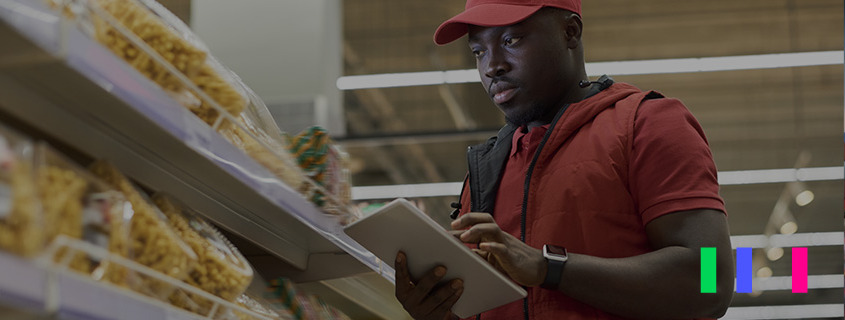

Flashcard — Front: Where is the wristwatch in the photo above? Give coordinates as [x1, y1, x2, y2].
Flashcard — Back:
[541, 244, 568, 289]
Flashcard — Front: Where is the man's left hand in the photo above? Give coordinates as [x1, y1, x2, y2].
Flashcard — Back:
[451, 212, 547, 287]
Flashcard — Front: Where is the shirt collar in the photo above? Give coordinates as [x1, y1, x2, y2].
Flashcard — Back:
[509, 124, 551, 157]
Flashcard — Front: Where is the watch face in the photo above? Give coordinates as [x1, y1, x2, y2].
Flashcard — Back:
[544, 245, 568, 263]
[546, 245, 567, 256]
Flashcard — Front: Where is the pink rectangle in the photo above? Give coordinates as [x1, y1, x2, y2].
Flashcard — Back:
[792, 247, 808, 293]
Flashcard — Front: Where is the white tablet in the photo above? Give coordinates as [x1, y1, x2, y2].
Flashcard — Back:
[344, 198, 527, 318]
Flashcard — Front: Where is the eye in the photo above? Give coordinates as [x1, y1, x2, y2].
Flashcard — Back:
[471, 48, 485, 58]
[503, 36, 521, 46]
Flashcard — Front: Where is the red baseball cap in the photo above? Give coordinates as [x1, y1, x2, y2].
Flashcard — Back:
[433, 0, 581, 45]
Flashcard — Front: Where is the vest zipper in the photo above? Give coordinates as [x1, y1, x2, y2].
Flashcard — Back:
[467, 145, 480, 212]
[519, 104, 571, 320]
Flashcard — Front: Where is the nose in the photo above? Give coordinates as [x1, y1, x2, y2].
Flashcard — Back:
[482, 48, 510, 79]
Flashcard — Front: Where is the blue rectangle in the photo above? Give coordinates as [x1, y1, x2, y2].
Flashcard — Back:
[736, 247, 752, 293]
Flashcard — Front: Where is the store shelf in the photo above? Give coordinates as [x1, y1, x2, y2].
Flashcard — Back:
[0, 0, 393, 285]
[298, 273, 412, 320]
[0, 245, 203, 320]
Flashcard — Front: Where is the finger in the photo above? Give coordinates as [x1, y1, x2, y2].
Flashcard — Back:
[471, 248, 490, 260]
[477, 243, 510, 274]
[460, 223, 504, 243]
[451, 212, 495, 229]
[404, 265, 447, 307]
[432, 281, 464, 317]
[448, 230, 465, 241]
[394, 252, 412, 298]
[479, 241, 509, 257]
[417, 279, 463, 315]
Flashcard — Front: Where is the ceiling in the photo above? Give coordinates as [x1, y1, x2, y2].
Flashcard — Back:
[339, 0, 844, 313]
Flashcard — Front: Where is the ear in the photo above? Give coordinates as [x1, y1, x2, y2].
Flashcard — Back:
[563, 14, 583, 49]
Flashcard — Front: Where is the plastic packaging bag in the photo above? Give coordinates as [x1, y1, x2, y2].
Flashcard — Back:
[287, 127, 354, 223]
[88, 160, 198, 301]
[88, 0, 206, 92]
[152, 193, 253, 314]
[35, 143, 131, 276]
[74, 0, 247, 126]
[219, 118, 307, 192]
[213, 293, 287, 320]
[0, 125, 41, 257]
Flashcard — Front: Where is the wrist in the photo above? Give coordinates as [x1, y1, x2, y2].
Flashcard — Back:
[540, 244, 568, 289]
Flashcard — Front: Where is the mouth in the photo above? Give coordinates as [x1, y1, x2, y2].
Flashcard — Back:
[490, 82, 518, 105]
[493, 88, 516, 104]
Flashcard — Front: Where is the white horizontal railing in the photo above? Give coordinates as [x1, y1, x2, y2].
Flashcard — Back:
[337, 51, 844, 90]
[351, 166, 843, 200]
[722, 304, 844, 319]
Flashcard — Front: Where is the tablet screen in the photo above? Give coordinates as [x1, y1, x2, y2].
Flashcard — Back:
[344, 198, 527, 318]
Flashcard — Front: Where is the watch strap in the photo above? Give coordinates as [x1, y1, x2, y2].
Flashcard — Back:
[541, 258, 565, 289]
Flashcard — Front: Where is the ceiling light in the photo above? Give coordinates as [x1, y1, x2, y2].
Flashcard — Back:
[766, 247, 784, 261]
[756, 267, 773, 278]
[780, 222, 798, 235]
[795, 190, 814, 207]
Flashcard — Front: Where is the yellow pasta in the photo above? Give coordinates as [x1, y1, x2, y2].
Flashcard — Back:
[89, 161, 197, 300]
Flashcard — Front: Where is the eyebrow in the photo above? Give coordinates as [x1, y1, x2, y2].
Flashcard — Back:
[467, 33, 480, 44]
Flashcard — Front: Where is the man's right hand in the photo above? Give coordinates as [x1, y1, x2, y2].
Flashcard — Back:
[395, 251, 464, 320]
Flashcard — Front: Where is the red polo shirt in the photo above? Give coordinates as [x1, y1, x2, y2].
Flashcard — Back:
[493, 124, 550, 241]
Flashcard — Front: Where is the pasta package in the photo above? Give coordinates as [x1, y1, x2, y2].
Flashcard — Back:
[288, 127, 353, 222]
[219, 119, 306, 192]
[0, 125, 41, 257]
[84, 0, 247, 126]
[88, 160, 198, 300]
[215, 84, 307, 191]
[213, 293, 286, 320]
[188, 61, 247, 126]
[152, 193, 253, 313]
[90, 0, 206, 92]
[35, 143, 131, 276]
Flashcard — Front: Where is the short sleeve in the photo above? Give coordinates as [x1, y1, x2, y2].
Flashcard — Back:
[629, 97, 726, 225]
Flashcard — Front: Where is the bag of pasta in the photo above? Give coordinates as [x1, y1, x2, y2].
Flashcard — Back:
[0, 125, 41, 257]
[218, 115, 307, 193]
[152, 193, 253, 314]
[88, 160, 198, 301]
[82, 0, 247, 126]
[214, 293, 286, 320]
[35, 143, 131, 277]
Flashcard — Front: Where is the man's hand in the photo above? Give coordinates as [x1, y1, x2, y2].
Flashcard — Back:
[394, 251, 463, 320]
[451, 212, 547, 287]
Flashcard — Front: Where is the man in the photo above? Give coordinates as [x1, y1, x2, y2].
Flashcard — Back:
[394, 0, 734, 319]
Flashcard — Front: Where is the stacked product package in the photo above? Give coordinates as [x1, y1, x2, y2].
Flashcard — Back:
[0, 122, 288, 318]
[48, 0, 358, 223]
[266, 278, 351, 320]
[35, 143, 130, 277]
[287, 127, 356, 224]
[88, 160, 202, 304]
[49, 0, 307, 193]
[0, 125, 42, 257]
[152, 193, 254, 315]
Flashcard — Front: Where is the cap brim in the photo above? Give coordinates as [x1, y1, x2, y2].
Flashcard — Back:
[433, 4, 543, 45]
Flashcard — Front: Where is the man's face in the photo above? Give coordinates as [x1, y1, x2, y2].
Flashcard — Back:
[468, 9, 576, 127]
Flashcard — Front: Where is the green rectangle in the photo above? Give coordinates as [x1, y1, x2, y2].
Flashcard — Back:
[700, 247, 717, 293]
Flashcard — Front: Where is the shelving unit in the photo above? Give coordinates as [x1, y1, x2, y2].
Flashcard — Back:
[0, 237, 283, 320]
[0, 0, 402, 318]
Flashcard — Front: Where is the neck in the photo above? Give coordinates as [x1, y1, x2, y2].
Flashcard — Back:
[524, 80, 590, 130]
